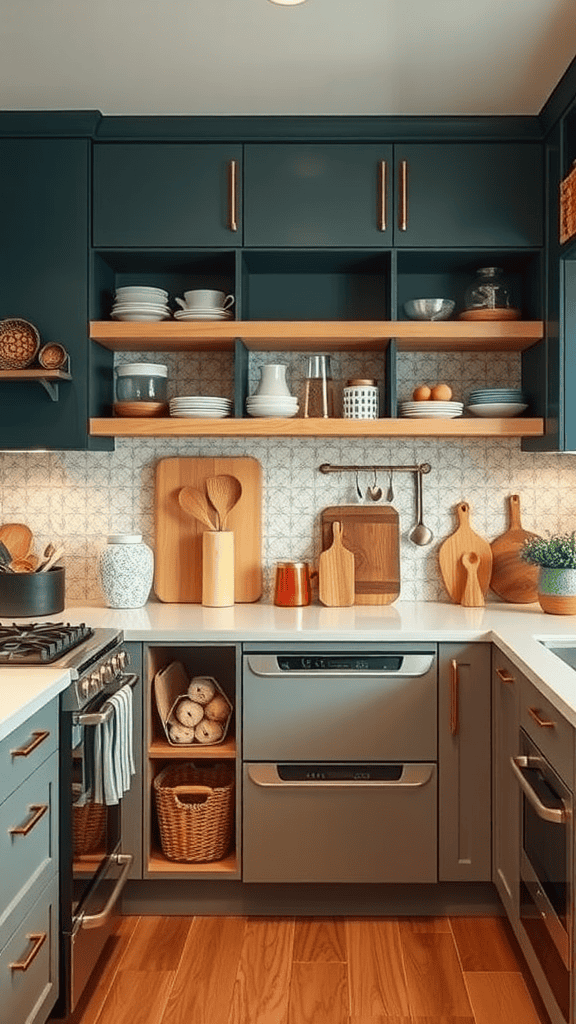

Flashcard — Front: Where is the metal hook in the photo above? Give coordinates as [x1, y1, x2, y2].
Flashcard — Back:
[355, 470, 363, 502]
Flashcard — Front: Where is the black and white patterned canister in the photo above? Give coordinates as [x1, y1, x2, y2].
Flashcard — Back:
[343, 378, 379, 419]
[100, 534, 154, 608]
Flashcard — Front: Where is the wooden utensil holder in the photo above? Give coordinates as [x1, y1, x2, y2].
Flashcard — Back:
[202, 531, 234, 607]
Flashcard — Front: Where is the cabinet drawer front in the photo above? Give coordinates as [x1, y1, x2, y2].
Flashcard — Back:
[520, 676, 574, 784]
[0, 751, 58, 925]
[0, 873, 58, 1024]
[0, 701, 58, 806]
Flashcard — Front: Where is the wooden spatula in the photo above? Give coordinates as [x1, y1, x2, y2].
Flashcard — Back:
[438, 502, 492, 603]
[461, 552, 484, 607]
[318, 521, 355, 606]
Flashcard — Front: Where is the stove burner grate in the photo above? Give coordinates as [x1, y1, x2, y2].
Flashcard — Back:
[0, 622, 94, 663]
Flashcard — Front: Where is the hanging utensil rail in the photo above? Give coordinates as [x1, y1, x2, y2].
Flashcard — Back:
[319, 462, 431, 475]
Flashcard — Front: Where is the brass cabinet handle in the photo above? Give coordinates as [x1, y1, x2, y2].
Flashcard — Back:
[528, 706, 556, 729]
[10, 932, 47, 972]
[11, 729, 50, 758]
[9, 803, 48, 836]
[450, 658, 459, 735]
[399, 159, 408, 231]
[496, 667, 515, 684]
[378, 160, 387, 231]
[228, 159, 238, 232]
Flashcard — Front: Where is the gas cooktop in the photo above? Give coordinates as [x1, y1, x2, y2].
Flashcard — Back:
[0, 622, 94, 664]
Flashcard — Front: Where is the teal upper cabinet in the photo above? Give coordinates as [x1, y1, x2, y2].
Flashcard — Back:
[243, 144, 393, 247]
[92, 143, 242, 247]
[394, 143, 543, 248]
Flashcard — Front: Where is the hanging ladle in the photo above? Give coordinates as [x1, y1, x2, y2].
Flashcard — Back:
[367, 468, 382, 501]
[409, 468, 433, 546]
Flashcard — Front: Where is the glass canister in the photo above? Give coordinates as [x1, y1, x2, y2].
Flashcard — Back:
[114, 363, 168, 403]
[100, 534, 154, 609]
[464, 267, 512, 311]
[302, 354, 335, 418]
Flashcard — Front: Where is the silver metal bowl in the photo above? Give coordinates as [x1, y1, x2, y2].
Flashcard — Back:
[404, 298, 455, 321]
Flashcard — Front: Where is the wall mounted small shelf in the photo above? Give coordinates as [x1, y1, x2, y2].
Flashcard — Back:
[0, 367, 72, 401]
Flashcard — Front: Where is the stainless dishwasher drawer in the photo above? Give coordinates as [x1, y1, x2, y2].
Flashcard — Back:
[242, 762, 438, 883]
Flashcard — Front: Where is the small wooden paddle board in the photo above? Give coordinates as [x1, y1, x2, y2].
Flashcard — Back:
[438, 502, 492, 603]
[321, 506, 400, 605]
[318, 521, 355, 606]
[490, 494, 540, 603]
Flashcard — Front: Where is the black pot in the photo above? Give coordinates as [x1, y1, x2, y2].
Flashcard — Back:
[0, 566, 65, 617]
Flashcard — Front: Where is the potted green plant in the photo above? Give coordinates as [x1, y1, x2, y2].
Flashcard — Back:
[520, 532, 576, 614]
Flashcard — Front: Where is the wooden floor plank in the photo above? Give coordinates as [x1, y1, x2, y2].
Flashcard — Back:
[160, 916, 246, 1024]
[400, 918, 452, 933]
[89, 969, 175, 1024]
[464, 971, 545, 1024]
[346, 919, 411, 1018]
[287, 962, 348, 1024]
[227, 917, 295, 1024]
[293, 918, 346, 962]
[399, 929, 473, 1018]
[349, 1017, 412, 1023]
[449, 916, 524, 972]
[117, 915, 192, 972]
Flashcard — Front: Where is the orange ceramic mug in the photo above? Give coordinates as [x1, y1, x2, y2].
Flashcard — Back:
[273, 561, 316, 607]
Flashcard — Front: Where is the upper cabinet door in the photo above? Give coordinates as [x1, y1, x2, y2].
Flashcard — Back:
[244, 144, 393, 247]
[92, 144, 242, 247]
[394, 143, 543, 247]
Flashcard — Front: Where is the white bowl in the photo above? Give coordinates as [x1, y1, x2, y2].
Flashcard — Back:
[111, 311, 170, 322]
[116, 286, 168, 298]
[247, 395, 298, 404]
[467, 403, 528, 417]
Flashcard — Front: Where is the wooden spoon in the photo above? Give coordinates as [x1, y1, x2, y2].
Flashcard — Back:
[0, 523, 33, 560]
[178, 487, 217, 530]
[38, 545, 64, 573]
[461, 551, 484, 607]
[205, 475, 243, 531]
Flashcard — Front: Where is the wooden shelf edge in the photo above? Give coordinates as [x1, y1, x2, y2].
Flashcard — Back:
[147, 849, 238, 875]
[90, 416, 545, 438]
[148, 736, 236, 758]
[0, 368, 72, 380]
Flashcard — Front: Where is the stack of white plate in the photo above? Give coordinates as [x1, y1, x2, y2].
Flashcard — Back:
[174, 307, 233, 322]
[467, 388, 527, 418]
[111, 286, 171, 322]
[246, 394, 299, 418]
[169, 396, 232, 418]
[399, 400, 464, 419]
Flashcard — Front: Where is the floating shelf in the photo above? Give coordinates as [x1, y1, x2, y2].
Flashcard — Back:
[0, 367, 72, 401]
[148, 736, 236, 759]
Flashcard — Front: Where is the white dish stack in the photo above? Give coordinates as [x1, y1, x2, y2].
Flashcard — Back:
[246, 362, 299, 417]
[111, 285, 171, 322]
[169, 396, 232, 419]
[466, 388, 528, 417]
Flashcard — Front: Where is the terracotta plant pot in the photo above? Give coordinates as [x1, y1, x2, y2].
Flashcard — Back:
[537, 567, 576, 615]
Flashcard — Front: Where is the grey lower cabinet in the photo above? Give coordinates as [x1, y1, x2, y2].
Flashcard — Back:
[492, 648, 520, 925]
[0, 699, 59, 1024]
[438, 643, 492, 882]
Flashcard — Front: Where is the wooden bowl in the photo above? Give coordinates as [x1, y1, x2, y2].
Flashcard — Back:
[114, 401, 168, 417]
[0, 318, 40, 369]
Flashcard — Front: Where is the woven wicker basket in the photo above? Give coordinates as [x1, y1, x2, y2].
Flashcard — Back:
[153, 761, 234, 862]
[73, 797, 106, 856]
[560, 161, 576, 245]
[0, 318, 40, 369]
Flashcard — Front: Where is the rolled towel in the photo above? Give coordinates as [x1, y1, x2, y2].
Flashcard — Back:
[169, 722, 196, 744]
[175, 698, 204, 728]
[204, 694, 230, 722]
[195, 718, 224, 744]
[188, 676, 216, 705]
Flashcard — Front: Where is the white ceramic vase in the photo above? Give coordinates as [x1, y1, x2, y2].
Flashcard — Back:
[255, 363, 292, 397]
[100, 534, 154, 608]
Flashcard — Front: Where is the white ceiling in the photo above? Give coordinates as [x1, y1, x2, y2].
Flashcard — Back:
[2, 0, 576, 117]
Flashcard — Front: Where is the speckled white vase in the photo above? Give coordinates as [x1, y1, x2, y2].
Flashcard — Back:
[538, 567, 576, 615]
[100, 534, 154, 609]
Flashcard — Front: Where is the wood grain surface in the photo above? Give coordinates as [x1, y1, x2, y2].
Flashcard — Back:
[321, 506, 400, 605]
[489, 494, 540, 603]
[438, 502, 492, 603]
[154, 456, 262, 603]
[318, 520, 355, 606]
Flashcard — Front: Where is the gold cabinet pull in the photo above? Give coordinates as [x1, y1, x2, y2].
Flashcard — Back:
[11, 729, 50, 758]
[10, 932, 47, 972]
[9, 803, 48, 836]
[496, 667, 515, 684]
[378, 160, 387, 231]
[528, 706, 556, 729]
[450, 658, 459, 735]
[399, 159, 408, 231]
[228, 159, 238, 232]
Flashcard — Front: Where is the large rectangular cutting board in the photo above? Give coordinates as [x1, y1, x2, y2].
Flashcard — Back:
[321, 506, 400, 605]
[155, 457, 262, 603]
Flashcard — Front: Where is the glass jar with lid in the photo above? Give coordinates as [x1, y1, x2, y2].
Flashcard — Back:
[114, 362, 168, 415]
[464, 267, 512, 311]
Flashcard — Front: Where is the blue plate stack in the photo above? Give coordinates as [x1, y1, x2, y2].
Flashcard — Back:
[467, 388, 528, 418]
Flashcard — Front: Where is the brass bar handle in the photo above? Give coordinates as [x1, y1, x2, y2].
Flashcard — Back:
[228, 159, 238, 232]
[10, 932, 47, 972]
[510, 756, 567, 823]
[378, 160, 387, 231]
[450, 658, 459, 735]
[9, 803, 48, 836]
[528, 706, 556, 729]
[496, 667, 515, 684]
[11, 729, 50, 758]
[399, 159, 408, 231]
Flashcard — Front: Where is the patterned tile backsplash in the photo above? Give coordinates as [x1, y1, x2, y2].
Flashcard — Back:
[2, 349, 576, 604]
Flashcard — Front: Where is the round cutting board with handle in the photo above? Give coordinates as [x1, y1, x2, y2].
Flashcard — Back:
[490, 494, 540, 603]
[438, 502, 492, 604]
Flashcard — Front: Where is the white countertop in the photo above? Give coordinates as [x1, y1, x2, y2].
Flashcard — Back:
[2, 599, 576, 738]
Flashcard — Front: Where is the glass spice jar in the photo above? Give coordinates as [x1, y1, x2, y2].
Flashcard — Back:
[464, 267, 512, 311]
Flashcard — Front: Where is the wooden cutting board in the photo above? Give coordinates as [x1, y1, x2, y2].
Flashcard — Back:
[318, 521, 355, 606]
[438, 502, 492, 604]
[490, 494, 540, 603]
[321, 506, 400, 605]
[155, 457, 262, 603]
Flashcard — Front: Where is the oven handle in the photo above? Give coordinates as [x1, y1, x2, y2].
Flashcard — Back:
[73, 673, 138, 726]
[510, 755, 568, 823]
[78, 853, 133, 930]
[247, 763, 435, 788]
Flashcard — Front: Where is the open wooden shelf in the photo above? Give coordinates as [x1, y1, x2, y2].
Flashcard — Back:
[147, 845, 238, 875]
[148, 736, 236, 759]
[90, 319, 544, 353]
[91, 416, 544, 438]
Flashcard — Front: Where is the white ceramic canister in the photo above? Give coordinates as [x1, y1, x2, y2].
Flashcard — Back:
[100, 534, 154, 609]
[342, 379, 380, 419]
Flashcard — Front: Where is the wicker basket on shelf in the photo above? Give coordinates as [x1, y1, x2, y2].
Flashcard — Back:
[0, 318, 40, 369]
[72, 786, 106, 856]
[560, 161, 576, 245]
[153, 761, 234, 863]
